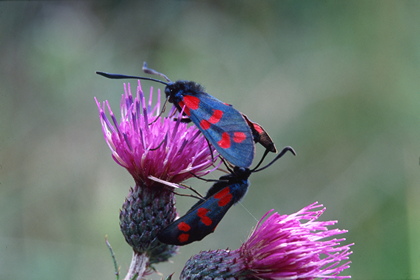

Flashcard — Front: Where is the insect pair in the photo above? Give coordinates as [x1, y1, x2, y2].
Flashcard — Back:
[97, 63, 295, 245]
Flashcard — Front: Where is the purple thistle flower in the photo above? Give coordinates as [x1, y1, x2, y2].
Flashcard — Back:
[95, 81, 217, 186]
[181, 202, 353, 279]
[95, 81, 218, 278]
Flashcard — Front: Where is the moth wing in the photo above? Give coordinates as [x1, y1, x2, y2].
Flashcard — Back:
[157, 186, 235, 245]
[180, 92, 255, 167]
[242, 113, 277, 153]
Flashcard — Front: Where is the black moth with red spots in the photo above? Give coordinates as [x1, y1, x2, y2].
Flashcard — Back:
[157, 146, 296, 245]
[97, 62, 277, 168]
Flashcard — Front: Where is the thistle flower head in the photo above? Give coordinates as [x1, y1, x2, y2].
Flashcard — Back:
[95, 81, 217, 186]
[181, 202, 353, 279]
[95, 81, 219, 268]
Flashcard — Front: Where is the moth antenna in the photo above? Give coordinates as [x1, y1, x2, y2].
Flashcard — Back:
[252, 149, 270, 171]
[96, 71, 169, 86]
[253, 146, 296, 173]
[142, 62, 172, 83]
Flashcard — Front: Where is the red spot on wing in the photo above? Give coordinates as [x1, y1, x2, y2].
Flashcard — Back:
[214, 187, 233, 207]
[197, 207, 212, 226]
[182, 95, 200, 110]
[242, 114, 263, 134]
[233, 132, 247, 143]
[208, 109, 223, 124]
[200, 109, 224, 130]
[217, 132, 231, 149]
[200, 119, 211, 130]
[178, 222, 191, 232]
[178, 101, 191, 116]
[252, 123, 264, 134]
[178, 233, 190, 243]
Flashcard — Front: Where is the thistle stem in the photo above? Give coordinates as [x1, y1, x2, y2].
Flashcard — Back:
[124, 252, 148, 280]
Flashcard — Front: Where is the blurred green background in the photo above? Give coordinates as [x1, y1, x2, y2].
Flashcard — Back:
[1, 1, 419, 279]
